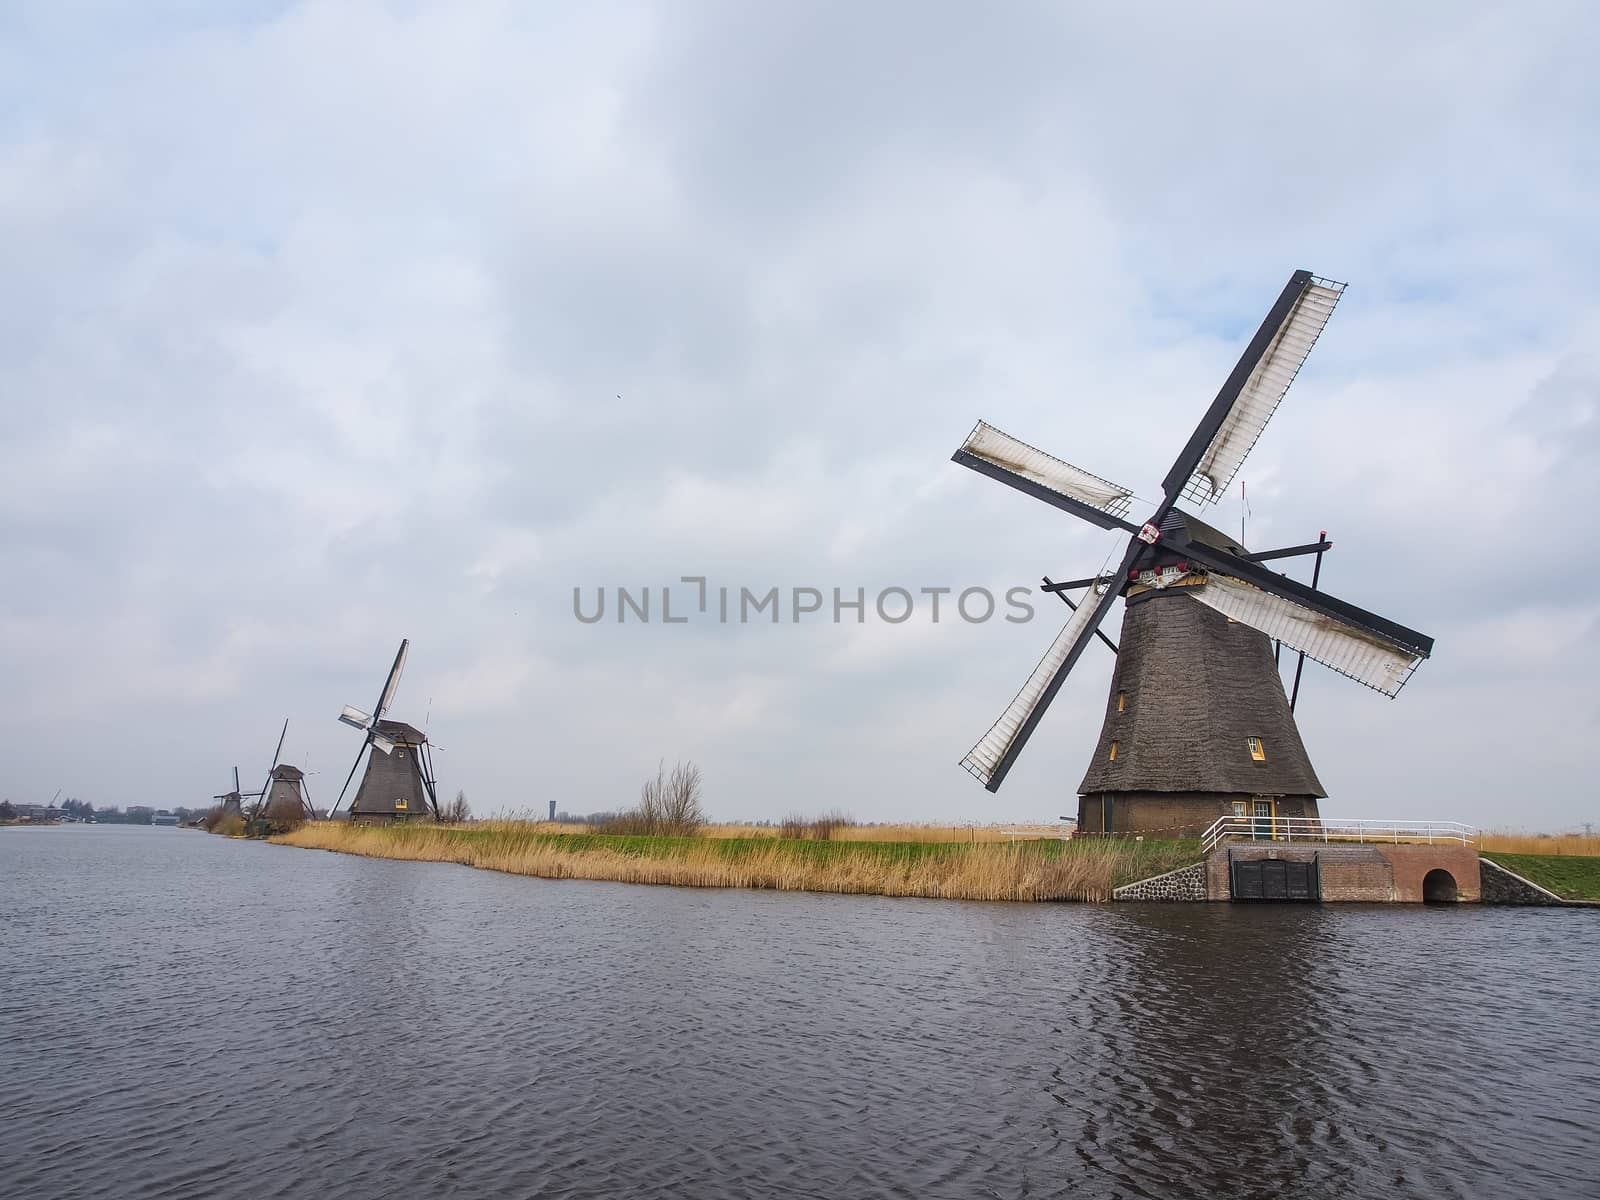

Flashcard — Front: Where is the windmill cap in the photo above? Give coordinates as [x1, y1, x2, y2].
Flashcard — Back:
[1158, 509, 1247, 555]
[375, 719, 428, 745]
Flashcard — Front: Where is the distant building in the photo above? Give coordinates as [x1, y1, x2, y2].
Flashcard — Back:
[127, 806, 155, 824]
[152, 810, 178, 826]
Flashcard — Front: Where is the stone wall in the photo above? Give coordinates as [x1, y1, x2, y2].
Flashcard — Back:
[1480, 858, 1566, 906]
[1112, 861, 1209, 901]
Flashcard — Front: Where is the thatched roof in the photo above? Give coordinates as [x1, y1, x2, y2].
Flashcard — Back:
[1079, 589, 1325, 797]
[375, 719, 428, 745]
[350, 735, 433, 817]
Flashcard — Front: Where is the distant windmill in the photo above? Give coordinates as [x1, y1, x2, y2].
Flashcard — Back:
[951, 270, 1434, 838]
[329, 639, 440, 823]
[213, 766, 260, 817]
[248, 720, 314, 827]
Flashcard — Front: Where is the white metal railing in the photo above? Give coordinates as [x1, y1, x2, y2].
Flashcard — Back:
[1200, 816, 1478, 854]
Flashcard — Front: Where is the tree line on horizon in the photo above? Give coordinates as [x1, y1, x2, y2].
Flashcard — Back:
[0, 798, 212, 824]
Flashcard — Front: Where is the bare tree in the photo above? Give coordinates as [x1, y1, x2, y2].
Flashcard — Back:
[659, 761, 704, 836]
[441, 789, 472, 823]
[601, 760, 705, 836]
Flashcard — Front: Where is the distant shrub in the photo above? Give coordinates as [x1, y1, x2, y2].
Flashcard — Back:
[599, 761, 706, 837]
[810, 810, 855, 841]
[777, 810, 857, 840]
[264, 794, 308, 832]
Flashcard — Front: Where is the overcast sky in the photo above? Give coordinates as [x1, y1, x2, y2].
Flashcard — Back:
[2, 1, 1596, 830]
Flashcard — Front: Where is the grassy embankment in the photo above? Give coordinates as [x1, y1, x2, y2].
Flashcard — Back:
[273, 821, 1201, 903]
[1476, 832, 1600, 901]
[1480, 853, 1600, 902]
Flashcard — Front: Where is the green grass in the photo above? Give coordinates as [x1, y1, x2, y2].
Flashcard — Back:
[1482, 852, 1600, 901]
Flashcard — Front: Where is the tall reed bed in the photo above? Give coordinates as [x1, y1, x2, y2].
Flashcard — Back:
[494, 820, 1066, 844]
[1479, 831, 1600, 857]
[275, 822, 1199, 903]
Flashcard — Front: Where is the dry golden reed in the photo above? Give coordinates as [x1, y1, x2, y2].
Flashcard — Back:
[484, 819, 1058, 844]
[1478, 830, 1600, 857]
[274, 822, 1189, 903]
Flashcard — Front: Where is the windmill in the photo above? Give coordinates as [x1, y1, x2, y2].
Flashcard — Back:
[329, 639, 440, 823]
[212, 766, 260, 817]
[952, 270, 1434, 838]
[247, 720, 314, 829]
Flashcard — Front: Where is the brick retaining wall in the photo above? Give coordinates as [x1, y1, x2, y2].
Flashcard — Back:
[1204, 842, 1481, 902]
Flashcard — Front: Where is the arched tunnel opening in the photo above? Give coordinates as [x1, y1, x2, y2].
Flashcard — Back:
[1423, 868, 1459, 904]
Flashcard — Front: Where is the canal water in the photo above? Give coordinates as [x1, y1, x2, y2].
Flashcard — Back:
[2, 825, 1597, 1199]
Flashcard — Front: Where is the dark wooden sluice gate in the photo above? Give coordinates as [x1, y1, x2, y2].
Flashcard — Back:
[1230, 851, 1320, 902]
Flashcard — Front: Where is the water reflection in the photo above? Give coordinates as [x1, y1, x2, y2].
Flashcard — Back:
[1087, 907, 1348, 1195]
[1, 828, 1597, 1200]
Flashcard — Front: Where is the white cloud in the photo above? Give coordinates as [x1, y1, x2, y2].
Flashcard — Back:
[0, 1, 1596, 831]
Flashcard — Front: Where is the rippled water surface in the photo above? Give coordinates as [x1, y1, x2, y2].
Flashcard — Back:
[3, 826, 1598, 1199]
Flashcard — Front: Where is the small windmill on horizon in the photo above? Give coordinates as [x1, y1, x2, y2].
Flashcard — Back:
[951, 269, 1434, 838]
[212, 766, 259, 818]
[329, 639, 440, 824]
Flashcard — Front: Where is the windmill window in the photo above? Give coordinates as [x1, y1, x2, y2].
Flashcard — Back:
[1247, 736, 1266, 762]
[1108, 741, 1118, 762]
[1117, 692, 1127, 713]
[397, 749, 407, 759]
[395, 798, 408, 810]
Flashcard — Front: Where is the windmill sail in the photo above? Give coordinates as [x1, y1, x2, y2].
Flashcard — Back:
[375, 639, 409, 720]
[957, 422, 1135, 519]
[1180, 278, 1344, 506]
[338, 705, 374, 730]
[250, 718, 289, 821]
[961, 585, 1111, 787]
[1188, 574, 1422, 696]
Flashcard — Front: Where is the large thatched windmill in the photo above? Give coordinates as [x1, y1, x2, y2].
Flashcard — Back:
[329, 639, 439, 824]
[952, 270, 1434, 837]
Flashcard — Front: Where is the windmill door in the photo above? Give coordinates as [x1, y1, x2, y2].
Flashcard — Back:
[1251, 797, 1276, 840]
